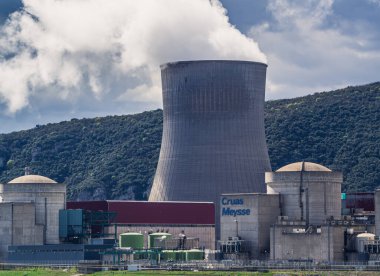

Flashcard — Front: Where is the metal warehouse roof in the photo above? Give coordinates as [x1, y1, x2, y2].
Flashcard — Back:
[66, 200, 215, 225]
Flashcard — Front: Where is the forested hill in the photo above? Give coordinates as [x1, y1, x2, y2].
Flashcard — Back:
[0, 82, 379, 200]
[265, 82, 379, 192]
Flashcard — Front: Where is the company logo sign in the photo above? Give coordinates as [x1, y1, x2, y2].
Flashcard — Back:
[221, 197, 250, 217]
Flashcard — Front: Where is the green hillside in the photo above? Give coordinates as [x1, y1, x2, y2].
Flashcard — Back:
[0, 82, 379, 199]
[265, 82, 380, 192]
[0, 111, 163, 200]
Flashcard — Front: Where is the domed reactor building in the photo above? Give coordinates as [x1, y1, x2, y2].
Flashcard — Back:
[149, 60, 271, 209]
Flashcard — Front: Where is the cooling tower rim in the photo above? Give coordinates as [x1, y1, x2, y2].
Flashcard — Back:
[160, 60, 268, 69]
[221, 192, 272, 196]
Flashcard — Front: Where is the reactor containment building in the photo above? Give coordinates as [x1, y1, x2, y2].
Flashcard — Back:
[149, 60, 271, 205]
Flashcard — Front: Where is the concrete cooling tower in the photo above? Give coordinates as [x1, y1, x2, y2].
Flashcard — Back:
[149, 60, 271, 204]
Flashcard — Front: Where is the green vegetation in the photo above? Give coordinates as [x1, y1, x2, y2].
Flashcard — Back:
[1, 269, 380, 276]
[0, 267, 76, 275]
[0, 82, 379, 199]
[92, 271, 380, 276]
[265, 82, 380, 192]
[0, 110, 163, 200]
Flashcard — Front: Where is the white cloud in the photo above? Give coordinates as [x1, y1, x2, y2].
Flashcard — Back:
[250, 0, 380, 99]
[368, 0, 380, 6]
[0, 0, 266, 115]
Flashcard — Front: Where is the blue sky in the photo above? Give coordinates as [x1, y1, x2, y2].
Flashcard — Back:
[0, 0, 379, 133]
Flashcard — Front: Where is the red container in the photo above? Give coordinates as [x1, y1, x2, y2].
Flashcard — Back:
[345, 192, 374, 211]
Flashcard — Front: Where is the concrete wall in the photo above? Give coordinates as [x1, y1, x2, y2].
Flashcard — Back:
[0, 202, 44, 260]
[106, 224, 215, 250]
[266, 172, 342, 225]
[220, 193, 280, 259]
[0, 183, 66, 244]
[258, 195, 281, 258]
[270, 225, 345, 261]
[0, 203, 12, 260]
[12, 203, 44, 246]
[375, 189, 380, 236]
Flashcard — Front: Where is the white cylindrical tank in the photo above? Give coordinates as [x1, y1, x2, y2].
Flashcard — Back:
[356, 232, 375, 253]
[266, 162, 343, 225]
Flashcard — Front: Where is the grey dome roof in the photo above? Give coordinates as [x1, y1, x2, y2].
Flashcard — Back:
[357, 233, 375, 239]
[8, 175, 57, 184]
[276, 162, 332, 172]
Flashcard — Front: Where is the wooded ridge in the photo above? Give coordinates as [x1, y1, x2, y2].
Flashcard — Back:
[0, 82, 379, 199]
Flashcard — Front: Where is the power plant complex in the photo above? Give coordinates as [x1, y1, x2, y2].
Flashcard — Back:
[0, 60, 379, 268]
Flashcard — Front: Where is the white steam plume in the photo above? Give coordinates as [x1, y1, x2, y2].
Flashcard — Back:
[0, 0, 266, 114]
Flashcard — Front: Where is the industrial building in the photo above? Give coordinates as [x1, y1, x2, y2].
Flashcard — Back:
[220, 193, 280, 259]
[2, 166, 378, 264]
[66, 200, 215, 250]
[0, 174, 66, 260]
[1, 60, 379, 266]
[268, 163, 344, 263]
[220, 162, 376, 262]
[0, 171, 214, 264]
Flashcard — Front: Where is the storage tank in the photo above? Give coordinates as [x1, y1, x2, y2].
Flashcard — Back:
[161, 250, 176, 261]
[119, 233, 144, 249]
[149, 60, 271, 235]
[186, 249, 204, 261]
[176, 250, 187, 261]
[148, 233, 172, 248]
[356, 233, 375, 253]
[266, 162, 342, 225]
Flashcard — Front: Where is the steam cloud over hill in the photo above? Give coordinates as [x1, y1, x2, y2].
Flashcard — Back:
[0, 0, 266, 115]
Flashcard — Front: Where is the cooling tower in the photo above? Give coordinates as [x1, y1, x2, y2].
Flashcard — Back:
[149, 60, 271, 204]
